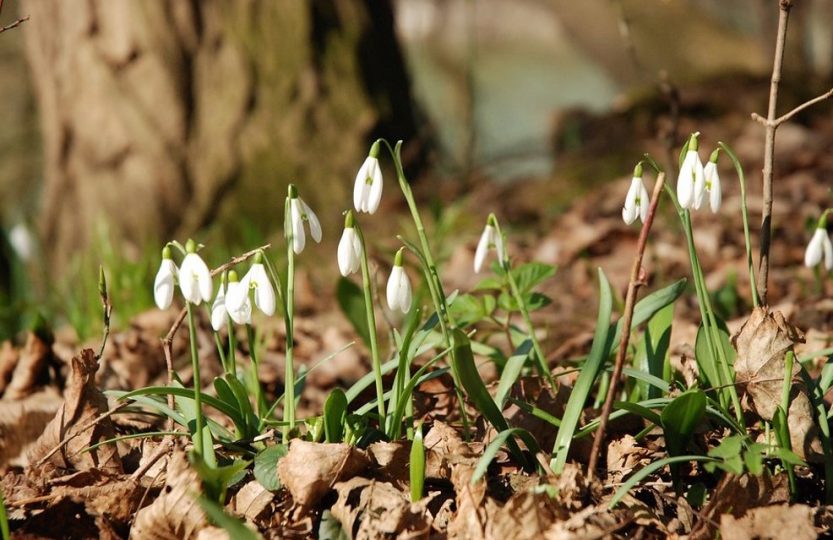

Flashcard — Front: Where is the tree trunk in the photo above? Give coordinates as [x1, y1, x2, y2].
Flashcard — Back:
[22, 0, 417, 263]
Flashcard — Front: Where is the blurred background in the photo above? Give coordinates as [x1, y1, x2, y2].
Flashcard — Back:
[0, 0, 831, 340]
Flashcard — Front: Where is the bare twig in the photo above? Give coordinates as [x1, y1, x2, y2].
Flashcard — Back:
[587, 172, 666, 480]
[0, 14, 27, 33]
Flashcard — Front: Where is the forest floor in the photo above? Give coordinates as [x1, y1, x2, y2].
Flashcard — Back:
[2, 77, 833, 539]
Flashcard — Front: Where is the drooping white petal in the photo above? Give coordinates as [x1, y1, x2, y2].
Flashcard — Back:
[353, 158, 372, 212]
[225, 273, 250, 311]
[246, 263, 276, 316]
[9, 223, 34, 261]
[210, 286, 227, 331]
[301, 199, 322, 243]
[180, 253, 212, 305]
[677, 151, 698, 209]
[621, 177, 640, 225]
[397, 271, 412, 313]
[338, 228, 361, 276]
[474, 225, 494, 273]
[386, 266, 412, 313]
[703, 162, 722, 213]
[824, 233, 833, 271]
[366, 160, 383, 214]
[290, 198, 306, 254]
[154, 259, 178, 310]
[805, 228, 826, 267]
[638, 179, 650, 223]
[494, 228, 506, 263]
[225, 281, 252, 325]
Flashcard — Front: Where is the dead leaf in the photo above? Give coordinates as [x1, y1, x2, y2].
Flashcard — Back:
[230, 480, 274, 523]
[277, 440, 369, 510]
[330, 477, 432, 539]
[130, 450, 209, 539]
[606, 435, 657, 482]
[4, 332, 53, 400]
[27, 349, 122, 475]
[720, 504, 815, 540]
[487, 491, 560, 540]
[733, 308, 822, 461]
[0, 387, 62, 467]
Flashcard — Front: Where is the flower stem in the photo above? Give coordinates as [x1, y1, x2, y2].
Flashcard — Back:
[226, 317, 237, 375]
[247, 324, 265, 417]
[354, 221, 386, 422]
[186, 302, 205, 456]
[283, 198, 296, 441]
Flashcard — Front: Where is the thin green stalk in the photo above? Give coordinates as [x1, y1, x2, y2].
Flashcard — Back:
[379, 138, 472, 436]
[354, 222, 386, 421]
[186, 302, 205, 456]
[246, 324, 265, 417]
[226, 317, 237, 375]
[214, 332, 228, 374]
[779, 350, 797, 497]
[283, 197, 296, 441]
[491, 216, 556, 391]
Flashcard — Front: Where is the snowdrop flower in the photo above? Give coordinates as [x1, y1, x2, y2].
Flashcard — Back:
[386, 248, 412, 313]
[805, 216, 833, 270]
[474, 214, 505, 273]
[677, 133, 706, 210]
[153, 245, 178, 310]
[337, 211, 362, 276]
[179, 239, 213, 305]
[621, 163, 650, 225]
[288, 184, 322, 254]
[210, 278, 228, 331]
[353, 141, 383, 214]
[703, 149, 722, 213]
[231, 253, 276, 316]
[225, 271, 252, 325]
[9, 223, 34, 261]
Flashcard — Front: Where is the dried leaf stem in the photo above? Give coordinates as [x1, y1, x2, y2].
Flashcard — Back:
[587, 172, 665, 479]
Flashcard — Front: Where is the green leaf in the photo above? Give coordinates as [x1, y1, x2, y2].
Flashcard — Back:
[614, 401, 662, 427]
[196, 496, 261, 540]
[694, 317, 734, 390]
[253, 445, 288, 492]
[661, 389, 706, 457]
[609, 455, 716, 507]
[449, 294, 495, 326]
[708, 435, 743, 460]
[638, 302, 674, 399]
[336, 277, 370, 347]
[494, 339, 533, 408]
[551, 268, 613, 474]
[512, 262, 557, 294]
[189, 453, 249, 503]
[471, 427, 542, 484]
[410, 423, 425, 502]
[318, 510, 349, 540]
[323, 388, 348, 443]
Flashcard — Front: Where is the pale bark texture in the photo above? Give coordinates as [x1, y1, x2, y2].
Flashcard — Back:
[22, 0, 416, 263]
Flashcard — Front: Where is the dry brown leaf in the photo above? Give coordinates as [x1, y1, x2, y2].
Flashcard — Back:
[367, 441, 410, 489]
[720, 504, 816, 540]
[277, 440, 369, 510]
[4, 332, 53, 400]
[330, 477, 432, 539]
[733, 308, 822, 461]
[130, 450, 208, 539]
[27, 349, 122, 475]
[606, 435, 656, 483]
[0, 340, 19, 394]
[0, 387, 62, 467]
[487, 491, 560, 540]
[230, 480, 274, 524]
[447, 459, 491, 539]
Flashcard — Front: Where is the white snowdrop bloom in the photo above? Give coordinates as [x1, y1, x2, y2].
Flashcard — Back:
[179, 239, 213, 305]
[153, 246, 178, 310]
[621, 165, 649, 225]
[9, 223, 34, 261]
[473, 215, 505, 273]
[225, 272, 252, 325]
[210, 283, 227, 331]
[805, 226, 833, 270]
[353, 142, 383, 214]
[704, 149, 722, 213]
[337, 212, 362, 276]
[288, 185, 322, 254]
[677, 134, 705, 210]
[386, 249, 412, 313]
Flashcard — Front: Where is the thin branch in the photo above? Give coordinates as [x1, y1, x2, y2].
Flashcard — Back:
[0, 15, 28, 34]
[587, 172, 666, 480]
[753, 87, 833, 127]
[756, 0, 793, 305]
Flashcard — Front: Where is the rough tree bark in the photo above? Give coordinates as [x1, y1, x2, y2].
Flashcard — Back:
[22, 0, 417, 263]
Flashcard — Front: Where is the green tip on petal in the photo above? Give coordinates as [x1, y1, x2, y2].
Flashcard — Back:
[288, 184, 298, 199]
[689, 132, 700, 151]
[394, 247, 405, 267]
[487, 213, 498, 227]
[254, 252, 264, 264]
[709, 148, 720, 163]
[369, 140, 380, 158]
[162, 245, 173, 260]
[344, 210, 354, 228]
[633, 161, 643, 178]
[819, 212, 829, 229]
[228, 270, 239, 283]
[185, 238, 197, 253]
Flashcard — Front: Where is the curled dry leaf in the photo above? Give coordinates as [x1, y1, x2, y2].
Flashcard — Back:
[230, 480, 274, 524]
[733, 308, 821, 461]
[487, 491, 562, 540]
[130, 450, 209, 540]
[330, 477, 432, 539]
[276, 440, 369, 510]
[4, 332, 53, 400]
[27, 349, 122, 475]
[0, 387, 62, 467]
